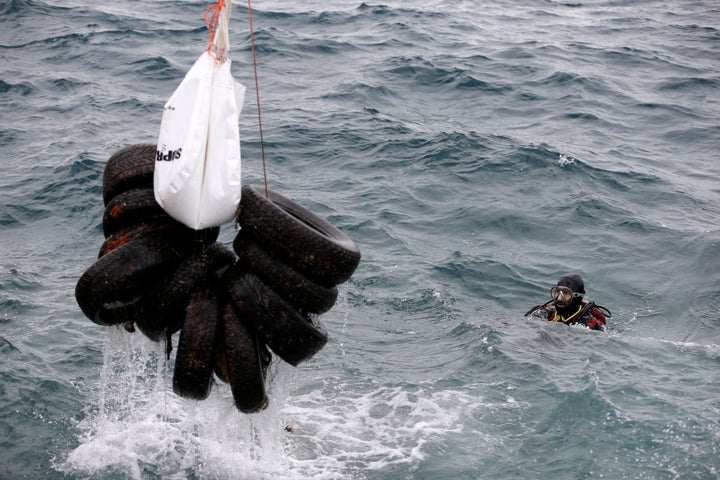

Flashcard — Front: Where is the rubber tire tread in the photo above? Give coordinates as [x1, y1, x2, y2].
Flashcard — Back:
[102, 188, 168, 237]
[103, 144, 156, 205]
[100, 223, 221, 258]
[173, 284, 219, 400]
[224, 267, 328, 366]
[99, 220, 186, 257]
[94, 295, 145, 327]
[136, 242, 235, 341]
[237, 185, 361, 285]
[75, 232, 191, 326]
[218, 300, 269, 413]
[233, 231, 337, 314]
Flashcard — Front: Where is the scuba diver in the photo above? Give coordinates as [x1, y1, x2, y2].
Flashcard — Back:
[525, 274, 610, 331]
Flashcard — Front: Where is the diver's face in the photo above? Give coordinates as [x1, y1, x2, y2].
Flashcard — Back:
[551, 286, 574, 307]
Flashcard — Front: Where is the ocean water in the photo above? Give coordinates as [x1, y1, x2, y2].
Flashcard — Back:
[1, 0, 719, 478]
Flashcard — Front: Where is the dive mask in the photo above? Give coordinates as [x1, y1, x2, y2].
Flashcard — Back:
[550, 286, 583, 306]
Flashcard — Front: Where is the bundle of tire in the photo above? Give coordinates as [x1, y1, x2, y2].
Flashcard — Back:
[75, 144, 361, 413]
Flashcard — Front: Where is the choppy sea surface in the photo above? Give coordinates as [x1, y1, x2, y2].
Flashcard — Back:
[2, 0, 719, 478]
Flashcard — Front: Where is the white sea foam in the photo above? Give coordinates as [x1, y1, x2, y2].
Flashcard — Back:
[558, 154, 576, 166]
[58, 327, 475, 479]
[60, 328, 289, 479]
[281, 383, 472, 476]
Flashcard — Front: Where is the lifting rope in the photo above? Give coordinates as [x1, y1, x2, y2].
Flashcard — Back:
[246, 0, 270, 198]
[204, 0, 269, 198]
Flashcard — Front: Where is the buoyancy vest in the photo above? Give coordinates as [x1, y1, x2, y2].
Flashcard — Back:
[548, 301, 608, 330]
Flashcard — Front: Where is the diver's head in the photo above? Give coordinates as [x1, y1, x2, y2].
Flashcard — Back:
[550, 274, 584, 310]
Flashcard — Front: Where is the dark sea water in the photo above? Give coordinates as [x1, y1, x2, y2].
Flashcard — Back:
[2, 0, 719, 478]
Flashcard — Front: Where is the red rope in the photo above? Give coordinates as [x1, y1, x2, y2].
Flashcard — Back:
[246, 0, 269, 198]
[203, 0, 226, 59]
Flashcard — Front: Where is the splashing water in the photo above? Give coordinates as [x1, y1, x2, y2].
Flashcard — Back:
[59, 328, 293, 479]
[57, 327, 473, 479]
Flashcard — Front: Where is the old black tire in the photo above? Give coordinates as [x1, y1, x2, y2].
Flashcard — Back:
[75, 232, 191, 326]
[224, 268, 328, 366]
[102, 188, 168, 237]
[217, 300, 270, 413]
[237, 185, 361, 286]
[98, 219, 187, 257]
[103, 144, 156, 205]
[173, 284, 219, 400]
[233, 231, 338, 314]
[136, 242, 235, 342]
